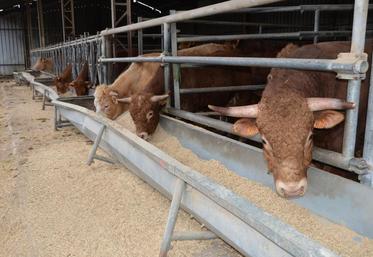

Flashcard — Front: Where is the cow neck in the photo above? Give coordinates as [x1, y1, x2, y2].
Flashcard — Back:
[109, 63, 142, 97]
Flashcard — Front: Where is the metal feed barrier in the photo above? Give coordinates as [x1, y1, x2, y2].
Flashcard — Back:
[96, 0, 373, 184]
[21, 0, 373, 254]
[18, 67, 373, 257]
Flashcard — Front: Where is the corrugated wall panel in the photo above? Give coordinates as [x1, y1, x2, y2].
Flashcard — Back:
[0, 13, 25, 76]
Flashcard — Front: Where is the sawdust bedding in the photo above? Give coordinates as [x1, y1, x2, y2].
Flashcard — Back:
[0, 80, 241, 257]
[116, 111, 373, 257]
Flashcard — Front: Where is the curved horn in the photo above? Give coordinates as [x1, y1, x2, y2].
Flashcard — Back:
[117, 96, 132, 103]
[208, 104, 258, 118]
[150, 94, 169, 102]
[109, 91, 119, 97]
[307, 98, 355, 111]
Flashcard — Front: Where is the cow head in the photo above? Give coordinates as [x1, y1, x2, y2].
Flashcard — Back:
[117, 93, 169, 140]
[94, 85, 126, 119]
[54, 77, 69, 94]
[209, 96, 354, 198]
[69, 81, 91, 96]
[32, 57, 53, 72]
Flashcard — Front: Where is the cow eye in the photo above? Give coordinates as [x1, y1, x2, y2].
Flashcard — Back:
[146, 111, 154, 121]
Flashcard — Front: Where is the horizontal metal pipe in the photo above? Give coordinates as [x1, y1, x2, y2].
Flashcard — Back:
[235, 4, 373, 13]
[180, 84, 265, 94]
[99, 56, 366, 74]
[165, 107, 262, 142]
[172, 231, 218, 241]
[165, 108, 355, 172]
[180, 19, 307, 28]
[101, 0, 282, 36]
[177, 31, 363, 43]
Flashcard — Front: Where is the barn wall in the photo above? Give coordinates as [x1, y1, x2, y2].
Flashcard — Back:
[0, 13, 25, 76]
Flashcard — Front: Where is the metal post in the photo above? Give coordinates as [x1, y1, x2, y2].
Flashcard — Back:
[36, 0, 45, 47]
[313, 9, 320, 44]
[87, 125, 115, 165]
[126, 0, 133, 57]
[163, 23, 171, 107]
[159, 179, 186, 257]
[342, 0, 369, 159]
[61, 0, 75, 41]
[137, 17, 143, 55]
[361, 55, 373, 186]
[170, 10, 181, 109]
[42, 89, 46, 110]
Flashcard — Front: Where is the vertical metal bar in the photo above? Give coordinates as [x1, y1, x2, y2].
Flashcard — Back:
[127, 0, 133, 57]
[36, 0, 45, 47]
[363, 55, 373, 165]
[163, 23, 171, 107]
[110, 0, 117, 58]
[87, 125, 106, 165]
[42, 89, 46, 110]
[170, 10, 180, 109]
[61, 0, 66, 41]
[137, 17, 143, 55]
[159, 179, 186, 257]
[54, 106, 58, 131]
[313, 9, 320, 44]
[342, 0, 369, 158]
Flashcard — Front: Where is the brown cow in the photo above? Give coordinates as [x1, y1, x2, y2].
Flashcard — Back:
[31, 57, 53, 72]
[94, 52, 164, 120]
[115, 41, 286, 139]
[54, 64, 73, 94]
[209, 40, 372, 198]
[68, 62, 91, 96]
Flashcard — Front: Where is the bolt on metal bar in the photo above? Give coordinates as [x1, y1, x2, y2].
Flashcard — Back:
[159, 179, 186, 257]
[342, 0, 369, 158]
[180, 84, 265, 94]
[101, 0, 283, 36]
[99, 55, 367, 75]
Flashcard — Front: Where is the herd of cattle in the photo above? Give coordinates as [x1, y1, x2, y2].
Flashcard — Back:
[30, 39, 372, 197]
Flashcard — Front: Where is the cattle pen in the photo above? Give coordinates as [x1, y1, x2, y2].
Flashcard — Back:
[2, 0, 373, 257]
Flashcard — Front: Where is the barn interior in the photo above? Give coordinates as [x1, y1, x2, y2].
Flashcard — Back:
[1, 1, 373, 257]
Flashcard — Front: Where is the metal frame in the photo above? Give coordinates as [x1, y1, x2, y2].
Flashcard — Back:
[61, 0, 76, 42]
[111, 0, 133, 57]
[28, 1, 373, 182]
[96, 0, 373, 183]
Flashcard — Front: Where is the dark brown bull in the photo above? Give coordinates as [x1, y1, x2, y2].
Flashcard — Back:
[209, 40, 372, 198]
[114, 41, 286, 139]
[54, 64, 73, 94]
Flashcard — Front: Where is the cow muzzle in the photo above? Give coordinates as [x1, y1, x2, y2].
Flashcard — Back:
[137, 132, 151, 141]
[275, 178, 307, 198]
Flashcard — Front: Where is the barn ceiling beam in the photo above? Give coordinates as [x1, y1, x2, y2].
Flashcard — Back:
[60, 0, 75, 42]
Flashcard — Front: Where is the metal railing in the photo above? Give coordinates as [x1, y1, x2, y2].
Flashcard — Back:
[28, 0, 373, 185]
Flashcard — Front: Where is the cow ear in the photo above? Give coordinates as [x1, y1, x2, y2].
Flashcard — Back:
[313, 110, 345, 129]
[233, 118, 258, 137]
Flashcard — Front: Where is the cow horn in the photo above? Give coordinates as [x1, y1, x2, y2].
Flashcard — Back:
[109, 91, 119, 97]
[117, 97, 132, 103]
[150, 94, 169, 102]
[208, 104, 258, 118]
[307, 98, 355, 111]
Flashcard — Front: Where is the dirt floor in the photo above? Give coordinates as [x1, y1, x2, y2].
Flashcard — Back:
[0, 79, 242, 257]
